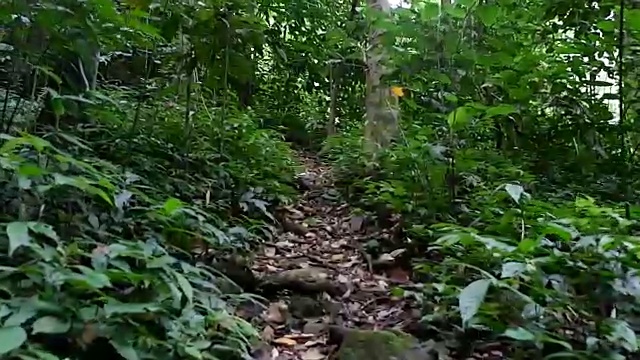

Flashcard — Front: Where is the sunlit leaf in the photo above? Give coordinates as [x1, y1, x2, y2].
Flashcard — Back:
[486, 104, 517, 118]
[111, 340, 140, 360]
[4, 307, 36, 327]
[503, 327, 535, 341]
[447, 106, 472, 130]
[477, 5, 499, 26]
[28, 222, 59, 242]
[32, 316, 71, 334]
[163, 198, 184, 215]
[609, 319, 638, 352]
[501, 262, 525, 278]
[458, 278, 491, 327]
[7, 222, 32, 256]
[504, 183, 524, 204]
[173, 270, 194, 304]
[0, 326, 27, 354]
[104, 302, 160, 316]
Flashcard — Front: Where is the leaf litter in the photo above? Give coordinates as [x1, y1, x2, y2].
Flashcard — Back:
[248, 152, 425, 359]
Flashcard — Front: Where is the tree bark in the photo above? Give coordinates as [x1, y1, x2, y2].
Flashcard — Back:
[363, 0, 398, 154]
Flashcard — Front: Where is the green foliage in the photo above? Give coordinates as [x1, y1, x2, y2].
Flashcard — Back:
[421, 193, 640, 358]
[2, 0, 640, 357]
[322, 0, 640, 357]
[0, 134, 260, 359]
[0, 0, 305, 357]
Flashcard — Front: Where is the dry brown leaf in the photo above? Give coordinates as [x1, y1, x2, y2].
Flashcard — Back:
[264, 301, 288, 324]
[300, 348, 325, 360]
[262, 325, 276, 342]
[283, 333, 315, 340]
[249, 343, 273, 360]
[387, 268, 410, 283]
[264, 247, 277, 257]
[265, 264, 280, 272]
[349, 215, 365, 232]
[330, 254, 345, 262]
[78, 323, 98, 347]
[273, 337, 297, 347]
[275, 241, 294, 248]
[271, 348, 280, 359]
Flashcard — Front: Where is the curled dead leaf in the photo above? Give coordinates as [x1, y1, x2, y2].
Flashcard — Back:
[273, 337, 297, 347]
[387, 267, 410, 283]
[300, 348, 325, 360]
[264, 247, 277, 257]
[331, 254, 345, 261]
[264, 301, 288, 324]
[262, 325, 275, 342]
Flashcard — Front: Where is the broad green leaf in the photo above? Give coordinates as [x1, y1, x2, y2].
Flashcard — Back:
[32, 316, 71, 334]
[33, 65, 62, 84]
[183, 346, 202, 359]
[7, 222, 32, 256]
[597, 20, 615, 31]
[543, 223, 577, 242]
[69, 266, 111, 289]
[472, 234, 516, 252]
[4, 307, 36, 326]
[0, 326, 27, 354]
[477, 5, 499, 26]
[627, 9, 640, 31]
[104, 302, 159, 316]
[27, 222, 59, 242]
[486, 104, 517, 118]
[24, 135, 52, 152]
[458, 278, 491, 326]
[501, 262, 525, 278]
[504, 184, 524, 204]
[521, 303, 544, 319]
[17, 163, 45, 176]
[51, 97, 65, 118]
[447, 106, 471, 130]
[610, 319, 638, 352]
[420, 3, 440, 21]
[444, 5, 466, 18]
[163, 198, 183, 215]
[110, 340, 140, 360]
[504, 327, 535, 341]
[173, 270, 194, 304]
[0, 305, 10, 319]
[147, 255, 177, 268]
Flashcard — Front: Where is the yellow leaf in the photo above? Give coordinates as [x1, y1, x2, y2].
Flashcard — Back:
[391, 86, 404, 97]
[273, 337, 297, 346]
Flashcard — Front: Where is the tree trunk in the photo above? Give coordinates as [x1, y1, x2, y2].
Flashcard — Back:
[363, 0, 399, 154]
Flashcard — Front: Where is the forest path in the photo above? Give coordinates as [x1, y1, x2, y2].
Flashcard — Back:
[247, 152, 422, 360]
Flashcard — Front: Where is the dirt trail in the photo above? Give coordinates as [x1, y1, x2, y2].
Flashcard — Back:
[248, 152, 421, 360]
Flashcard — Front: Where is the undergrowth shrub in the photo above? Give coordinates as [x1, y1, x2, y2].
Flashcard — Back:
[324, 125, 531, 224]
[0, 133, 260, 359]
[87, 90, 299, 220]
[419, 191, 640, 358]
